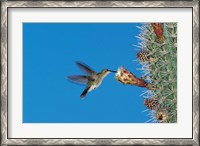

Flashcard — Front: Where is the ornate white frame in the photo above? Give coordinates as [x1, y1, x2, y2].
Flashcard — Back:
[1, 1, 199, 145]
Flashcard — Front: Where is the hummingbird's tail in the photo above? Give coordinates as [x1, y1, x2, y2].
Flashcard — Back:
[80, 87, 90, 98]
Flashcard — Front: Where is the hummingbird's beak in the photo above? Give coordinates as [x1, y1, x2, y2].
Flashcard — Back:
[108, 70, 117, 73]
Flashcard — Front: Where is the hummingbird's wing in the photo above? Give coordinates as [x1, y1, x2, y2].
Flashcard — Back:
[67, 75, 89, 84]
[67, 75, 93, 84]
[76, 62, 97, 78]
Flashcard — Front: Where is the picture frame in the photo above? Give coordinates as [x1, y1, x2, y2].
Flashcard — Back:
[1, 0, 199, 145]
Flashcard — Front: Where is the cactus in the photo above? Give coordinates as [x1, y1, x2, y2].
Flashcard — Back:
[136, 23, 177, 123]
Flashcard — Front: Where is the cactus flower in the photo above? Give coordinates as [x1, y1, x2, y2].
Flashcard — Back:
[155, 108, 169, 123]
[137, 50, 158, 63]
[115, 67, 150, 88]
[144, 97, 159, 110]
[151, 23, 164, 43]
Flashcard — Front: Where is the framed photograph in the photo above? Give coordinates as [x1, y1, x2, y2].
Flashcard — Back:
[1, 1, 199, 145]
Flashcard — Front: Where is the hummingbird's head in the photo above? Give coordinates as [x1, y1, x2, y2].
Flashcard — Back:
[102, 69, 116, 74]
[100, 69, 116, 78]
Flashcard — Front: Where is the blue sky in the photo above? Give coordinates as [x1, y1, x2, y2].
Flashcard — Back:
[23, 23, 152, 123]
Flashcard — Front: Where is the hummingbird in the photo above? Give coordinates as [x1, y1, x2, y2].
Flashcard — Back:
[67, 61, 116, 98]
